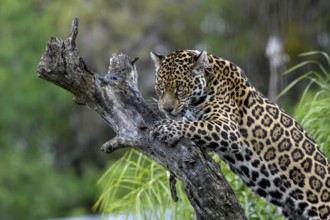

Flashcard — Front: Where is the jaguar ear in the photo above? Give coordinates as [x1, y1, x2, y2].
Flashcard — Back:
[150, 52, 164, 70]
[192, 51, 209, 74]
[192, 51, 214, 81]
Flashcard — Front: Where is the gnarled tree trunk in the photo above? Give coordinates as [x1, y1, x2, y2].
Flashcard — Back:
[36, 18, 246, 220]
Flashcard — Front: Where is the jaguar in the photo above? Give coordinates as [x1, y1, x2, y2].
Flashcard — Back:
[150, 50, 330, 220]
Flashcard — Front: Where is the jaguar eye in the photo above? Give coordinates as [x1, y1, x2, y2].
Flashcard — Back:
[176, 86, 185, 97]
[157, 89, 164, 96]
[177, 85, 184, 91]
[155, 85, 164, 96]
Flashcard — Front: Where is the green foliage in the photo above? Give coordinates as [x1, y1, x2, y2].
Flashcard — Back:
[95, 150, 194, 220]
[0, 145, 104, 220]
[0, 0, 105, 219]
[279, 51, 330, 157]
[0, 0, 71, 147]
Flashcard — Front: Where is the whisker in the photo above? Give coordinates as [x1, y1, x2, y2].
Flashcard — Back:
[150, 97, 159, 104]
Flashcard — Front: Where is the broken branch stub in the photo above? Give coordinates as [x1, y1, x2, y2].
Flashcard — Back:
[36, 18, 246, 220]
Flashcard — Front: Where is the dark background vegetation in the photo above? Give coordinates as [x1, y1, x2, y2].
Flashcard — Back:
[1, 0, 330, 219]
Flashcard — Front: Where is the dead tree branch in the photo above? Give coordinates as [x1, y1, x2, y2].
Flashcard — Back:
[36, 18, 246, 220]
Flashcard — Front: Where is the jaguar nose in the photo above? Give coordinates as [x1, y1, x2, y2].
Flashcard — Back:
[161, 93, 175, 114]
[162, 104, 174, 113]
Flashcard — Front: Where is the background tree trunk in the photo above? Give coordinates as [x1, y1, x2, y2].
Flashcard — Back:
[266, 35, 288, 104]
[36, 18, 247, 220]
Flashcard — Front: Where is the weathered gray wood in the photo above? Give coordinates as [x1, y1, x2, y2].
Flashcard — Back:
[36, 18, 247, 220]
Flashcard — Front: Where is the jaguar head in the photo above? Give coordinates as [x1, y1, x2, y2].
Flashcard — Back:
[150, 50, 211, 118]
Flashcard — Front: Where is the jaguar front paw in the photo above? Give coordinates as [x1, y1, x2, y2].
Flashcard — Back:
[150, 120, 182, 145]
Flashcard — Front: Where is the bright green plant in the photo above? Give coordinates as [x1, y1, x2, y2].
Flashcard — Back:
[277, 51, 330, 157]
[94, 150, 194, 220]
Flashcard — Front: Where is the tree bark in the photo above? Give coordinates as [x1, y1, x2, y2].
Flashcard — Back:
[36, 18, 247, 220]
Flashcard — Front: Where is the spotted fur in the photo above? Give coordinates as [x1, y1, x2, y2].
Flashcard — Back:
[150, 50, 330, 220]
